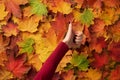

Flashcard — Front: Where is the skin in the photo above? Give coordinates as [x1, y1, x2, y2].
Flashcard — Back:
[62, 22, 84, 48]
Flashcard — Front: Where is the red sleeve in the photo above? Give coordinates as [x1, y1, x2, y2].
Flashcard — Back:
[34, 42, 69, 80]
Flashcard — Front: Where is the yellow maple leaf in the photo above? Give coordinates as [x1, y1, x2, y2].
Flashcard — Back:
[43, 0, 60, 13]
[27, 54, 42, 71]
[18, 15, 41, 33]
[56, 50, 72, 72]
[73, 9, 81, 21]
[0, 3, 8, 20]
[21, 22, 57, 62]
[100, 8, 119, 25]
[86, 68, 102, 80]
[57, 1, 72, 14]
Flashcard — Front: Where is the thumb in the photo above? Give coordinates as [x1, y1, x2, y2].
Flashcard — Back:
[65, 23, 73, 39]
[63, 23, 73, 42]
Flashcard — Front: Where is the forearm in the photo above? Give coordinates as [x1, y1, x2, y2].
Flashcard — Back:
[34, 42, 69, 80]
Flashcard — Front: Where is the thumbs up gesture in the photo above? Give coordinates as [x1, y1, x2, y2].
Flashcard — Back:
[62, 23, 84, 48]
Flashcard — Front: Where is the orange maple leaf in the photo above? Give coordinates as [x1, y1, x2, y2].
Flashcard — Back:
[61, 70, 76, 80]
[2, 22, 19, 37]
[103, 0, 120, 8]
[90, 19, 105, 37]
[107, 21, 120, 42]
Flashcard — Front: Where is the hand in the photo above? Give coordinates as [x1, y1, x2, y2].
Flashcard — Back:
[62, 23, 84, 48]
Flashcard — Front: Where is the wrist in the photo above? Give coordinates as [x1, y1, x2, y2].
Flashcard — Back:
[62, 40, 69, 48]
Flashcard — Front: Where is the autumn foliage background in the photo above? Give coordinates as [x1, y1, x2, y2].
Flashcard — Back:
[0, 0, 120, 80]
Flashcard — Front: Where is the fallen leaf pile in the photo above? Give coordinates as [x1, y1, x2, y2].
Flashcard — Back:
[0, 0, 120, 80]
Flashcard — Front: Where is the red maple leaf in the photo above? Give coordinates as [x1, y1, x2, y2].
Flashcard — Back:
[109, 41, 120, 62]
[5, 51, 30, 78]
[2, 22, 19, 37]
[109, 66, 120, 80]
[90, 37, 107, 53]
[82, 0, 97, 8]
[51, 13, 72, 42]
[91, 52, 109, 69]
[5, 0, 22, 18]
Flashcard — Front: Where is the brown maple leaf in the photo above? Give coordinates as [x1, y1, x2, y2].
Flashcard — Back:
[0, 34, 10, 53]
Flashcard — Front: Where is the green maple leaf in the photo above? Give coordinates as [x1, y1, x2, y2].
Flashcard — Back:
[80, 8, 94, 26]
[18, 38, 35, 54]
[29, 0, 48, 16]
[71, 51, 89, 71]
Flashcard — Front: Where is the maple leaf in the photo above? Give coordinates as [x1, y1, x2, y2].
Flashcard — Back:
[18, 16, 40, 33]
[71, 51, 89, 71]
[43, 0, 59, 13]
[0, 3, 8, 20]
[92, 0, 102, 18]
[13, 0, 28, 5]
[82, 0, 97, 8]
[90, 37, 107, 53]
[100, 8, 119, 25]
[80, 8, 94, 26]
[51, 13, 70, 42]
[0, 52, 7, 67]
[90, 19, 105, 37]
[74, 0, 84, 8]
[91, 53, 109, 69]
[2, 22, 19, 37]
[23, 6, 33, 17]
[56, 50, 72, 72]
[73, 10, 81, 21]
[29, 0, 48, 16]
[86, 68, 102, 80]
[25, 67, 37, 80]
[109, 66, 120, 80]
[57, 1, 72, 14]
[108, 41, 120, 62]
[103, 0, 120, 8]
[36, 28, 57, 62]
[17, 38, 35, 54]
[107, 21, 120, 42]
[72, 21, 84, 32]
[5, 52, 31, 78]
[0, 66, 14, 80]
[27, 54, 42, 71]
[0, 34, 10, 53]
[61, 70, 76, 80]
[5, 0, 22, 18]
